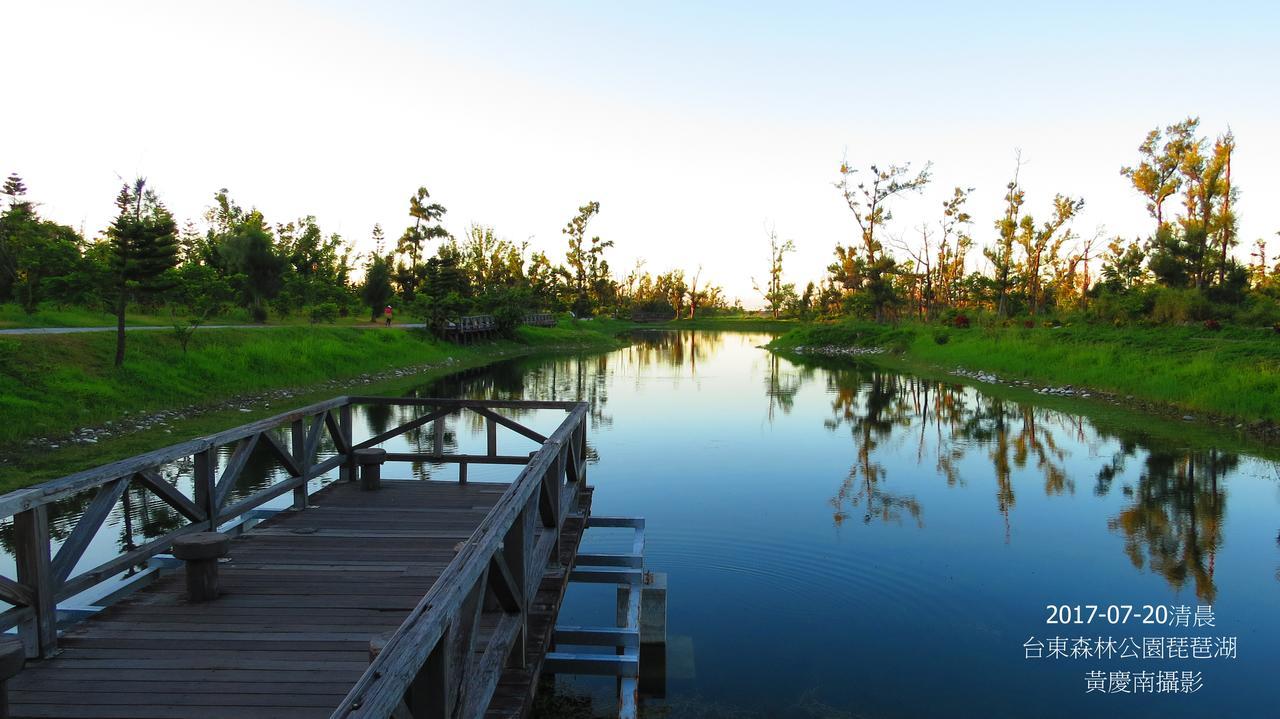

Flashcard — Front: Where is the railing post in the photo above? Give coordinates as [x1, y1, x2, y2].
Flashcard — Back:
[504, 502, 532, 668]
[486, 417, 497, 457]
[576, 419, 588, 484]
[540, 448, 562, 567]
[406, 625, 453, 719]
[0, 637, 25, 716]
[290, 419, 308, 510]
[340, 403, 355, 483]
[194, 449, 217, 528]
[13, 506, 56, 658]
[433, 416, 445, 456]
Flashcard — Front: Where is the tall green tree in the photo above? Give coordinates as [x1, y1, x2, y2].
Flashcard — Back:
[833, 159, 931, 320]
[987, 158, 1026, 317]
[216, 208, 284, 321]
[1120, 120, 1195, 232]
[1016, 194, 1085, 315]
[754, 228, 796, 319]
[1100, 237, 1148, 291]
[1127, 119, 1239, 293]
[396, 187, 449, 300]
[275, 215, 353, 311]
[0, 174, 82, 312]
[360, 226, 394, 321]
[106, 178, 178, 366]
[563, 202, 612, 315]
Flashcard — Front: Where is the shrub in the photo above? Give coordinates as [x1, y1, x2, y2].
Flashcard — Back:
[1150, 288, 1213, 324]
[476, 286, 533, 336]
[952, 314, 971, 329]
[1022, 320, 1035, 329]
[309, 302, 339, 324]
[1235, 295, 1280, 327]
[1203, 318, 1222, 331]
[933, 331, 950, 345]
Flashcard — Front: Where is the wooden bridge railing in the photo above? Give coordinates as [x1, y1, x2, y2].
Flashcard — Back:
[333, 398, 587, 718]
[524, 312, 556, 327]
[0, 395, 588, 683]
[443, 315, 497, 342]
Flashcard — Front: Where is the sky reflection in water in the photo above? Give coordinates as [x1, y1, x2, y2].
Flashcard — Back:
[4, 330, 1274, 718]
[421, 330, 1280, 719]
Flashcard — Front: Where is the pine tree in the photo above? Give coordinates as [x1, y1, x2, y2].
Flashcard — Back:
[107, 178, 178, 367]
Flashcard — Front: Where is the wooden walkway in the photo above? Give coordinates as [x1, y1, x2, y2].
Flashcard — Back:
[7, 479, 591, 718]
[0, 398, 595, 719]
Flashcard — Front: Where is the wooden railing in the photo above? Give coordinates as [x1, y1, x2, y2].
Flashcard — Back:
[443, 314, 497, 340]
[332, 398, 587, 718]
[524, 312, 557, 327]
[0, 395, 588, 687]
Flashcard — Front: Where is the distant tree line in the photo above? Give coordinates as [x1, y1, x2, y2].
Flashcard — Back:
[758, 117, 1280, 328]
[0, 175, 730, 363]
[8, 113, 1273, 365]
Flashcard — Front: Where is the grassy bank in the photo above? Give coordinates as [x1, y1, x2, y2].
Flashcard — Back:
[0, 320, 617, 487]
[0, 302, 434, 329]
[770, 321, 1280, 423]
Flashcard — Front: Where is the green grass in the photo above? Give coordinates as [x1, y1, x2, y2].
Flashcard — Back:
[770, 320, 1280, 423]
[0, 304, 174, 328]
[0, 319, 618, 488]
[0, 302, 447, 329]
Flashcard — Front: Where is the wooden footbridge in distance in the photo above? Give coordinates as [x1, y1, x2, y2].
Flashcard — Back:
[0, 397, 650, 718]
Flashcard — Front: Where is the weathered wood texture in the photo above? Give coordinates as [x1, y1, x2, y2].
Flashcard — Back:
[484, 488, 592, 719]
[332, 405, 589, 719]
[0, 397, 581, 660]
[7, 477, 590, 718]
[0, 397, 591, 718]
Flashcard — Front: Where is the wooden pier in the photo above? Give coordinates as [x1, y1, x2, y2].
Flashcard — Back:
[0, 397, 600, 718]
[442, 316, 499, 343]
[523, 313, 556, 328]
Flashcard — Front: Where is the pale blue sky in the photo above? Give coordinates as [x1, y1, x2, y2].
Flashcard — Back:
[4, 1, 1278, 301]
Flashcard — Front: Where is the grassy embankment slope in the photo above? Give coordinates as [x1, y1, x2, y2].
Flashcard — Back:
[0, 320, 617, 488]
[770, 321, 1280, 424]
[0, 303, 432, 329]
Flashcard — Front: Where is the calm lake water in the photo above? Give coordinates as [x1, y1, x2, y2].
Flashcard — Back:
[420, 331, 1280, 719]
[4, 330, 1277, 718]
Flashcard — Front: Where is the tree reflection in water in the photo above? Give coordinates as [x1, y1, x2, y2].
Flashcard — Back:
[822, 367, 922, 527]
[785, 352, 1245, 600]
[4, 333, 1272, 612]
[1107, 449, 1231, 602]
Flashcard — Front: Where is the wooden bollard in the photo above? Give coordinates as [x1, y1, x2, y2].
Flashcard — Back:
[171, 532, 231, 602]
[0, 637, 25, 719]
[355, 448, 387, 491]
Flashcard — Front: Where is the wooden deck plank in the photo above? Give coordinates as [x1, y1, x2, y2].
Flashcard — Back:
[8, 479, 510, 719]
